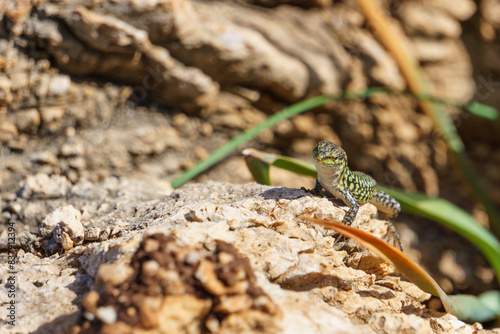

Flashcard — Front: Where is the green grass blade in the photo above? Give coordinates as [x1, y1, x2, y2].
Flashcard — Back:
[478, 290, 500, 313]
[409, 93, 499, 121]
[242, 149, 316, 180]
[170, 95, 333, 188]
[447, 293, 500, 323]
[462, 102, 499, 120]
[243, 152, 272, 186]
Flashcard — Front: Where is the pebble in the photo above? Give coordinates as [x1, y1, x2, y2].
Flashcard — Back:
[98, 228, 110, 241]
[40, 205, 84, 246]
[60, 141, 86, 157]
[40, 106, 65, 124]
[214, 294, 253, 314]
[82, 290, 99, 313]
[84, 227, 101, 241]
[400, 2, 462, 38]
[68, 157, 86, 170]
[97, 263, 134, 286]
[60, 231, 74, 250]
[40, 106, 65, 132]
[48, 74, 71, 96]
[142, 260, 160, 276]
[11, 108, 40, 133]
[0, 74, 13, 106]
[7, 134, 28, 152]
[31, 151, 59, 165]
[0, 120, 18, 142]
[96, 306, 117, 325]
[35, 74, 51, 98]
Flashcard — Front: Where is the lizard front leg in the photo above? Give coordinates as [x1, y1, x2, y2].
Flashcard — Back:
[336, 187, 359, 226]
[312, 179, 323, 195]
[301, 179, 323, 195]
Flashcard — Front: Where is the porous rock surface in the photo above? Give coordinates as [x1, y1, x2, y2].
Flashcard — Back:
[0, 180, 490, 333]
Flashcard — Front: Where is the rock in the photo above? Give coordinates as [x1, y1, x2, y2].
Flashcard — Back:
[0, 231, 36, 251]
[60, 231, 74, 250]
[84, 227, 102, 241]
[96, 306, 118, 325]
[40, 106, 65, 132]
[18, 173, 72, 199]
[426, 0, 476, 20]
[0, 120, 18, 142]
[31, 151, 59, 165]
[0, 74, 13, 106]
[82, 290, 99, 314]
[399, 2, 462, 38]
[10, 108, 40, 133]
[1, 181, 494, 334]
[157, 295, 212, 333]
[96, 262, 134, 286]
[60, 141, 86, 157]
[40, 205, 84, 246]
[369, 313, 433, 334]
[48, 74, 71, 96]
[0, 252, 80, 333]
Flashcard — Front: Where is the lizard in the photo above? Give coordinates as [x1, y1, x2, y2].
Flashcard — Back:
[308, 140, 403, 251]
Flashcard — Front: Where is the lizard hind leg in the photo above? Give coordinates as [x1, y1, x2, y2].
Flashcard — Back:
[370, 189, 404, 251]
[385, 222, 404, 251]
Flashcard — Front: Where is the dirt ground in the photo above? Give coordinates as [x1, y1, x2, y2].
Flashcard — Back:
[1, 0, 500, 332]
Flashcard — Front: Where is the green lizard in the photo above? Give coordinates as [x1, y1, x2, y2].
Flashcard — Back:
[310, 141, 403, 250]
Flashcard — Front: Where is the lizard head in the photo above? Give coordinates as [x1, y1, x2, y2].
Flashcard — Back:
[312, 141, 348, 171]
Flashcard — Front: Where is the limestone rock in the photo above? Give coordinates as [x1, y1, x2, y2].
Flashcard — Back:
[1, 181, 491, 334]
[40, 205, 84, 246]
[18, 173, 72, 199]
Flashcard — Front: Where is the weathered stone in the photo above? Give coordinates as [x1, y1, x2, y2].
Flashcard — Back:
[18, 173, 72, 199]
[31, 151, 59, 165]
[96, 262, 135, 286]
[157, 295, 212, 333]
[11, 108, 40, 133]
[40, 205, 84, 246]
[400, 2, 462, 37]
[40, 106, 65, 132]
[48, 74, 71, 96]
[1, 182, 494, 334]
[60, 141, 86, 157]
[85, 227, 102, 241]
[0, 120, 18, 142]
[60, 231, 74, 250]
[96, 306, 118, 325]
[0, 74, 13, 106]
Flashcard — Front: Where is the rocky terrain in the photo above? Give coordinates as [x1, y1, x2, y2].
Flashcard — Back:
[1, 0, 500, 333]
[1, 181, 494, 333]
